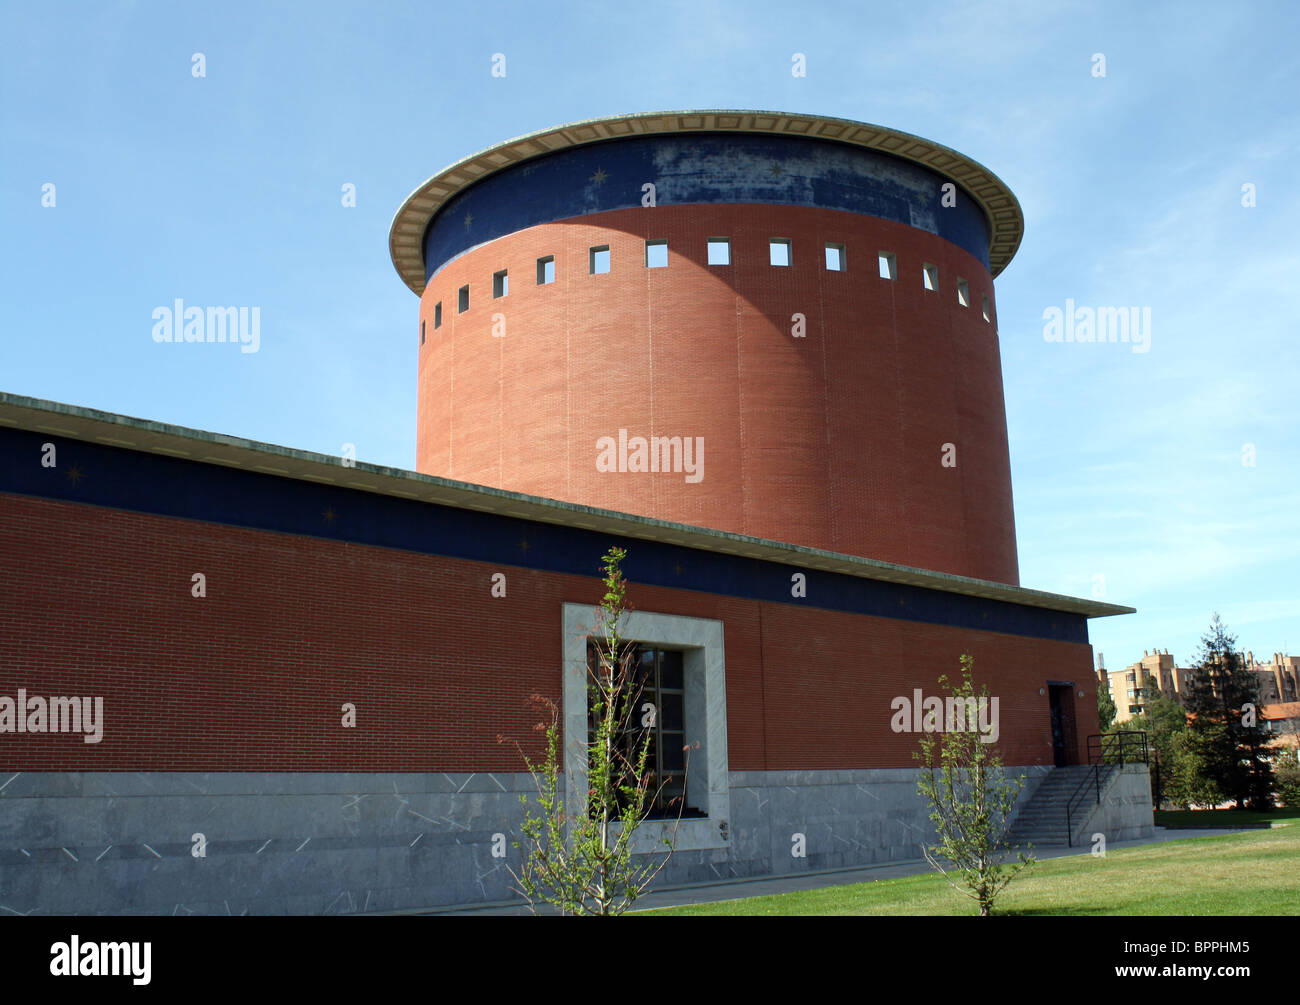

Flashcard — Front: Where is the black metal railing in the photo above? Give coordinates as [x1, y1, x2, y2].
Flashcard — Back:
[1064, 731, 1149, 846]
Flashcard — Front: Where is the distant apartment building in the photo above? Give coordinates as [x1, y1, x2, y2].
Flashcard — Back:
[1252, 652, 1300, 704]
[1101, 649, 1187, 723]
[1251, 653, 1300, 754]
[1101, 648, 1300, 727]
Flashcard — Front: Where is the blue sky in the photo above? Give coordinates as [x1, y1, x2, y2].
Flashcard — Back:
[3, 0, 1296, 672]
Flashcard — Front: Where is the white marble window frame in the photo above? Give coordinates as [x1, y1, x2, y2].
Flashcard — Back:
[561, 603, 730, 853]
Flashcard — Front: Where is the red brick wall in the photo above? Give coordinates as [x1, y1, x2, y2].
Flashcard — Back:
[0, 493, 1092, 772]
[417, 204, 1019, 585]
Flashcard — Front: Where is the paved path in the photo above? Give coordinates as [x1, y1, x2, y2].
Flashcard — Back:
[418, 826, 1253, 915]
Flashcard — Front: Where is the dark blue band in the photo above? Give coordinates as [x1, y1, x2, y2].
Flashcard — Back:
[1, 426, 1086, 644]
[424, 132, 991, 281]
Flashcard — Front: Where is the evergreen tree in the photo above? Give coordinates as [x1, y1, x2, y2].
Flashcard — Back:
[1096, 674, 1117, 732]
[1184, 615, 1275, 810]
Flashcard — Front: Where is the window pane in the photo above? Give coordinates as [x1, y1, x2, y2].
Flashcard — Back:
[659, 650, 684, 689]
[660, 691, 683, 730]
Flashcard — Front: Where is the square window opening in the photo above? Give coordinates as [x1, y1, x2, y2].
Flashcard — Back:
[645, 240, 668, 269]
[824, 243, 845, 271]
[769, 239, 791, 267]
[590, 246, 610, 275]
[707, 237, 731, 266]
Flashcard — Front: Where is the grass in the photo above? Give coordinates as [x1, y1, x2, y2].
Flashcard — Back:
[1155, 807, 1300, 828]
[648, 827, 1300, 915]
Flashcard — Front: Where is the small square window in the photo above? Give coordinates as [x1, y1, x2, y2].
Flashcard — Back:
[434, 302, 442, 329]
[824, 243, 845, 271]
[536, 256, 555, 285]
[957, 278, 970, 307]
[982, 294, 991, 323]
[493, 270, 508, 298]
[769, 239, 791, 267]
[707, 238, 731, 266]
[878, 252, 896, 280]
[923, 264, 938, 291]
[420, 320, 425, 345]
[590, 246, 610, 275]
[645, 240, 668, 268]
[458, 285, 469, 313]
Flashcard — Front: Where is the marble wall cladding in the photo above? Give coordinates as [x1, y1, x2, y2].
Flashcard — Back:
[0, 763, 1143, 915]
[1074, 765, 1157, 846]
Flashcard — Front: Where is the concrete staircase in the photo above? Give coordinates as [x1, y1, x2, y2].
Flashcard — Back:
[1005, 765, 1116, 848]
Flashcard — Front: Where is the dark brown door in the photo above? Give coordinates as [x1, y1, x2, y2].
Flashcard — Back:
[1048, 684, 1078, 766]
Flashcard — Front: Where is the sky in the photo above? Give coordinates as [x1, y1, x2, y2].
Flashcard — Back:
[2, 0, 1296, 672]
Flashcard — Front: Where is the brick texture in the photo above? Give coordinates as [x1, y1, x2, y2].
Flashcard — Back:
[417, 204, 1019, 585]
[0, 494, 1094, 772]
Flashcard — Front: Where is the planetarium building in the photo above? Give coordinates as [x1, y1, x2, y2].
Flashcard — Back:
[0, 111, 1150, 915]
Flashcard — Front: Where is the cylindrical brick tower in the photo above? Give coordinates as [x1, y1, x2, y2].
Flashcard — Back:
[390, 111, 1025, 585]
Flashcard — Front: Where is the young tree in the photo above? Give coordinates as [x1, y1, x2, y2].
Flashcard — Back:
[503, 546, 684, 915]
[914, 654, 1034, 916]
[1185, 614, 1275, 810]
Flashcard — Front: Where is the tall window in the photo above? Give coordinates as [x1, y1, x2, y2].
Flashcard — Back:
[587, 642, 696, 819]
[493, 269, 508, 298]
[458, 285, 469, 313]
[707, 238, 730, 266]
[824, 243, 845, 271]
[590, 245, 611, 275]
[536, 256, 555, 285]
[769, 239, 791, 267]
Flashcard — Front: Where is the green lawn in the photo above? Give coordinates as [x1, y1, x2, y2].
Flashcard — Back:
[1155, 807, 1300, 828]
[648, 827, 1300, 915]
